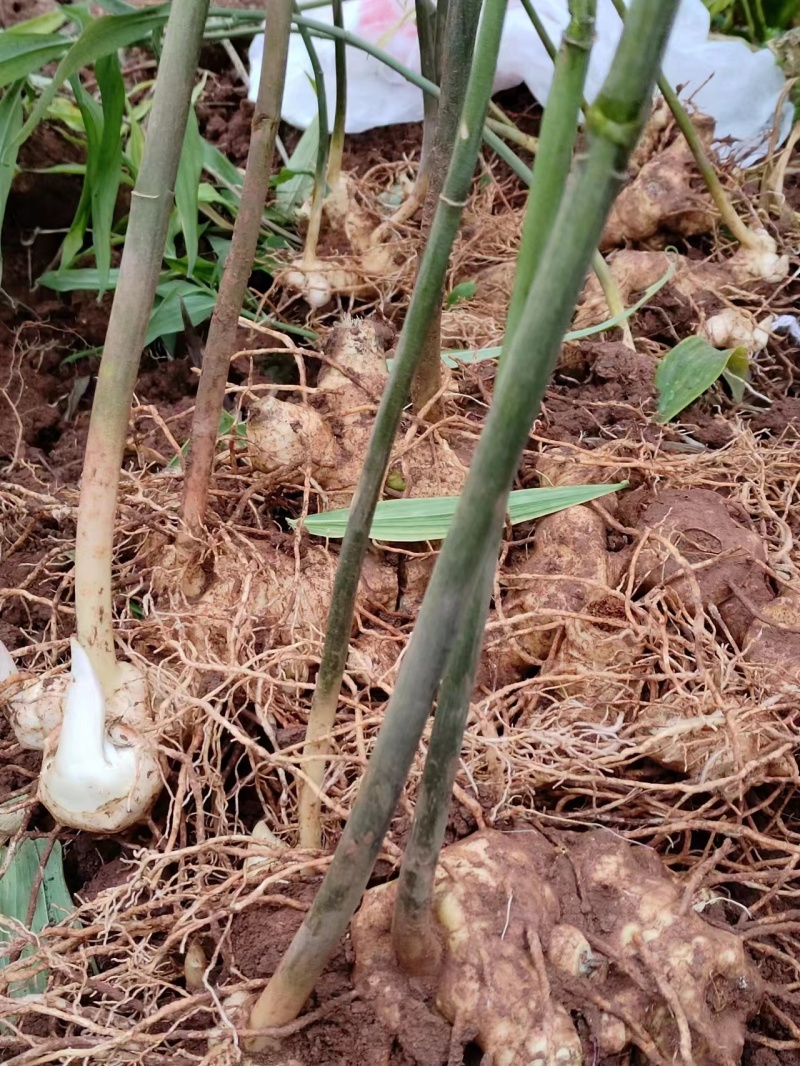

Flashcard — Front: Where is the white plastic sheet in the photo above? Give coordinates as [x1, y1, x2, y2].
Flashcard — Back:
[248, 0, 792, 165]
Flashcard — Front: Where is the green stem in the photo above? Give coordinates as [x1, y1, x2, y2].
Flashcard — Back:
[609, 0, 759, 250]
[326, 0, 346, 186]
[249, 0, 676, 1038]
[74, 0, 210, 696]
[506, 0, 595, 344]
[519, 0, 635, 348]
[391, 530, 500, 975]
[179, 0, 291, 539]
[485, 116, 538, 154]
[411, 0, 482, 418]
[295, 5, 330, 265]
[295, 0, 504, 857]
[255, 0, 509, 1005]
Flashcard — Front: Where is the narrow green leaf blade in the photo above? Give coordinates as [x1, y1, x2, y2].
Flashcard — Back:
[275, 116, 318, 217]
[89, 52, 125, 291]
[292, 482, 627, 542]
[0, 840, 74, 998]
[145, 285, 216, 346]
[655, 335, 736, 423]
[0, 34, 68, 88]
[11, 5, 170, 149]
[0, 80, 25, 282]
[174, 104, 203, 277]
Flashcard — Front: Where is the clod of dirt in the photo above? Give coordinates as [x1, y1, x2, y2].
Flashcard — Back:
[601, 116, 717, 250]
[743, 585, 800, 691]
[352, 828, 760, 1066]
[496, 450, 642, 717]
[621, 487, 773, 645]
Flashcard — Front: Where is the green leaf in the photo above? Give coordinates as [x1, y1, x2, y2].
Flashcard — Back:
[0, 80, 25, 283]
[6, 10, 68, 35]
[174, 103, 203, 277]
[64, 52, 124, 291]
[39, 266, 121, 291]
[655, 336, 748, 422]
[146, 284, 217, 346]
[10, 5, 170, 151]
[292, 482, 627, 542]
[0, 839, 74, 999]
[200, 136, 244, 192]
[0, 34, 68, 88]
[275, 117, 318, 217]
[721, 345, 750, 403]
[446, 281, 477, 307]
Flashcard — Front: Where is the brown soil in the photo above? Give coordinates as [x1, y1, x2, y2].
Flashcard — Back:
[1, 34, 800, 1066]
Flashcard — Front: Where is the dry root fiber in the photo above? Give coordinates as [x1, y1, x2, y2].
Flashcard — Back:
[352, 828, 760, 1066]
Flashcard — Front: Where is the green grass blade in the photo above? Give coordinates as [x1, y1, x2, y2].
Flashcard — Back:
[89, 53, 125, 291]
[63, 54, 125, 289]
[0, 80, 25, 282]
[292, 482, 627, 542]
[655, 335, 746, 422]
[275, 116, 318, 218]
[145, 283, 217, 345]
[11, 5, 171, 150]
[39, 266, 121, 291]
[60, 75, 101, 271]
[174, 103, 203, 277]
[6, 11, 68, 35]
[0, 34, 68, 88]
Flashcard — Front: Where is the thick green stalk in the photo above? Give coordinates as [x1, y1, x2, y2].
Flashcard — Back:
[392, 1, 595, 967]
[74, 0, 209, 696]
[505, 0, 595, 342]
[250, 0, 676, 1039]
[391, 533, 499, 974]
[608, 0, 759, 250]
[326, 0, 347, 186]
[411, 0, 482, 418]
[296, 5, 330, 265]
[180, 0, 291, 539]
[295, 0, 504, 856]
[520, 0, 633, 349]
[252, 6, 509, 1023]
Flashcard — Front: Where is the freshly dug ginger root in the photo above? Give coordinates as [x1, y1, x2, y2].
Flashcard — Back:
[601, 116, 717, 250]
[497, 450, 642, 719]
[247, 317, 468, 509]
[352, 828, 759, 1066]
